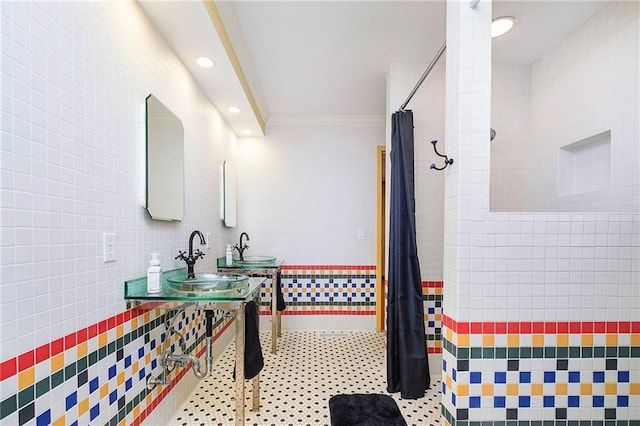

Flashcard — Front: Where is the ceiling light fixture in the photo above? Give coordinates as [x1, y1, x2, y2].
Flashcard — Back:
[196, 56, 214, 68]
[242, 129, 253, 135]
[227, 106, 241, 113]
[491, 16, 516, 38]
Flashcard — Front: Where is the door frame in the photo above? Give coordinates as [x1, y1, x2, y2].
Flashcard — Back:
[375, 146, 386, 332]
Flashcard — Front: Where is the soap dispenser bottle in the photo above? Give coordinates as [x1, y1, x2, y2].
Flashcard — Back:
[226, 244, 233, 266]
[147, 253, 162, 293]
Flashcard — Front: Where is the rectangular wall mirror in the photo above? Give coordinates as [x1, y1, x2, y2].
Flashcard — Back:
[221, 161, 237, 227]
[145, 94, 185, 221]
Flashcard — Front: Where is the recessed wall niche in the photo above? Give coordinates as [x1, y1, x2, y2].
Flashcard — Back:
[558, 130, 611, 197]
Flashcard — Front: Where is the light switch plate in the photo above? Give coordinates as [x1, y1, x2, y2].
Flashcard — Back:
[103, 233, 116, 263]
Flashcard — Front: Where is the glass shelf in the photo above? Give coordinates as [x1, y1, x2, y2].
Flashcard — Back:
[124, 268, 263, 303]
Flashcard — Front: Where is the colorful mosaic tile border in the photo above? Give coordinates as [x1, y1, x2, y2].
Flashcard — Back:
[440, 315, 640, 424]
[259, 265, 377, 316]
[0, 304, 232, 426]
[383, 279, 443, 354]
[423, 281, 443, 354]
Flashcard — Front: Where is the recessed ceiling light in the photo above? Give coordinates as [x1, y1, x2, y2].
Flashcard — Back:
[242, 129, 253, 135]
[196, 56, 214, 68]
[491, 16, 516, 38]
[227, 106, 241, 113]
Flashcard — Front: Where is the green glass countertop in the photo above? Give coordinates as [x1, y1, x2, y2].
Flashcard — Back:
[124, 268, 263, 302]
[217, 256, 280, 269]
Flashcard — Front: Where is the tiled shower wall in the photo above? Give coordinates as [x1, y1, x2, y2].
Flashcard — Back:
[491, 1, 639, 213]
[528, 1, 639, 213]
[1, 1, 238, 424]
[489, 65, 531, 212]
[442, 1, 639, 424]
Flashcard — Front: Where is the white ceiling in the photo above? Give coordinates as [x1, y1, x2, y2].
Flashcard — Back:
[231, 1, 447, 117]
[138, 0, 608, 132]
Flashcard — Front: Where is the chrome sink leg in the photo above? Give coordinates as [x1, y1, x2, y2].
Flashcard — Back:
[234, 308, 245, 426]
[251, 373, 260, 411]
[277, 311, 282, 337]
[252, 292, 261, 411]
[271, 271, 278, 353]
[275, 270, 282, 338]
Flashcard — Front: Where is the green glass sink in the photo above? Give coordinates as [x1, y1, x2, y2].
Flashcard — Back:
[167, 272, 249, 293]
[216, 256, 278, 269]
[236, 255, 276, 265]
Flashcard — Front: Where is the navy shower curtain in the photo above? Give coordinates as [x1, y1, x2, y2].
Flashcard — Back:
[386, 110, 430, 399]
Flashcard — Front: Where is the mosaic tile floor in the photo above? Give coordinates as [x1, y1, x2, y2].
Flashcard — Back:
[172, 330, 442, 425]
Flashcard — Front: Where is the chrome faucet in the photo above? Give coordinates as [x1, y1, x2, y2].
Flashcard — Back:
[175, 230, 206, 280]
[234, 232, 250, 261]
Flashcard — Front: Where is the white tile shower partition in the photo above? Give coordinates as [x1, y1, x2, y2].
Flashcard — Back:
[392, 1, 639, 295]
[438, 1, 639, 423]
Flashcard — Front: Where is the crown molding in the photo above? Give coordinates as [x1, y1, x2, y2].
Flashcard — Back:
[267, 115, 386, 127]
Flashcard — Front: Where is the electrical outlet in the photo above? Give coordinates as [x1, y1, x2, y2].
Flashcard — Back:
[357, 228, 366, 240]
[103, 233, 116, 263]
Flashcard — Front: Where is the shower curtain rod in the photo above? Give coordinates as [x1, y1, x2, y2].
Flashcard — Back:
[398, 42, 446, 111]
[397, 0, 481, 110]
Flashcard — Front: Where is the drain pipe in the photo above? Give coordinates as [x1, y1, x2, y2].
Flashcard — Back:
[148, 309, 186, 388]
[148, 309, 215, 389]
[166, 310, 214, 379]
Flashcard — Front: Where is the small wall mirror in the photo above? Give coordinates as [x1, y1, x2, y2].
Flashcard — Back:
[145, 94, 185, 221]
[221, 161, 237, 227]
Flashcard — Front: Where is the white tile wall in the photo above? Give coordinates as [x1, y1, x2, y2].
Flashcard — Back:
[491, 1, 639, 213]
[490, 65, 531, 211]
[1, 0, 237, 417]
[558, 131, 611, 197]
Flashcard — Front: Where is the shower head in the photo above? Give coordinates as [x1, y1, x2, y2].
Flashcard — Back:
[490, 128, 496, 141]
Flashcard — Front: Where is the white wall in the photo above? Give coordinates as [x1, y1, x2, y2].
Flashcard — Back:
[1, 1, 237, 422]
[236, 122, 383, 265]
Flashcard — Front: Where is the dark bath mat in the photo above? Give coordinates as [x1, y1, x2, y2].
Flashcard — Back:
[329, 394, 407, 426]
